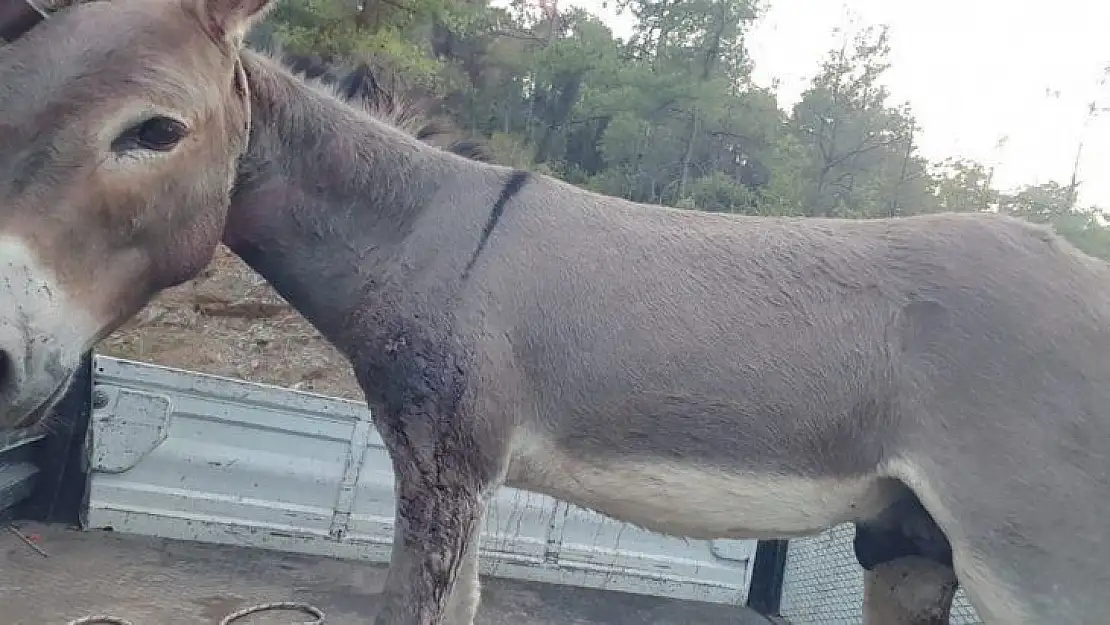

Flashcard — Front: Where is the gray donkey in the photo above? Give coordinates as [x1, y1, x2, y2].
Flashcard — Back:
[3, 1, 1110, 624]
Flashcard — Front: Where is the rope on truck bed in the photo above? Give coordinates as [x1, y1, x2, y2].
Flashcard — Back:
[66, 601, 326, 625]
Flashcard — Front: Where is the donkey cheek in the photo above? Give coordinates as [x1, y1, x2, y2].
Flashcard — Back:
[154, 229, 222, 290]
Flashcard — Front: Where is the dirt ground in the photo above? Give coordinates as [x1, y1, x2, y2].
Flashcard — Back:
[0, 523, 774, 625]
[99, 246, 362, 400]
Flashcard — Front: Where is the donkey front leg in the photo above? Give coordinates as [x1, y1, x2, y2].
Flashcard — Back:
[441, 523, 483, 625]
[375, 469, 491, 625]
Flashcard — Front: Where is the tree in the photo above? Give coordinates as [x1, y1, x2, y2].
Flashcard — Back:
[931, 158, 996, 213]
[791, 24, 924, 217]
[250, 0, 1110, 257]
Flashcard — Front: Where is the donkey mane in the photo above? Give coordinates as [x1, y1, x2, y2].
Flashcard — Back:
[275, 49, 492, 163]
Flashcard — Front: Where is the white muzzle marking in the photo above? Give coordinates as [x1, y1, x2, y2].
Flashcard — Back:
[0, 235, 100, 429]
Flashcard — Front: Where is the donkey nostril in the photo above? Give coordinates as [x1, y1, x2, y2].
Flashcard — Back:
[0, 327, 33, 423]
[0, 348, 12, 395]
[0, 346, 23, 404]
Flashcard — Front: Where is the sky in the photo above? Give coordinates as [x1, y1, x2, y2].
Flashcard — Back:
[543, 0, 1110, 207]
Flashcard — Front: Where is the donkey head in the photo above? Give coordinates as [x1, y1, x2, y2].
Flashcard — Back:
[0, 0, 272, 428]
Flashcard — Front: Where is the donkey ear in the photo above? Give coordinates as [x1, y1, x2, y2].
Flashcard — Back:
[191, 0, 274, 44]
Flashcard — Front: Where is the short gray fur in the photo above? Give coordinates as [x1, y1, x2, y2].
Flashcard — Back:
[223, 49, 1110, 625]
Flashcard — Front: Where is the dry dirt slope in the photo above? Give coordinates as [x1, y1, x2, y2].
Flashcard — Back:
[99, 245, 363, 400]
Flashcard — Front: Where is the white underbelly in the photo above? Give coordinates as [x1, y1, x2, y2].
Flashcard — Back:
[507, 434, 897, 540]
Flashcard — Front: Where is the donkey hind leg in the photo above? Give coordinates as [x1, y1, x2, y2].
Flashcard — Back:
[890, 451, 1110, 625]
[374, 471, 490, 625]
[863, 557, 958, 625]
[854, 489, 957, 625]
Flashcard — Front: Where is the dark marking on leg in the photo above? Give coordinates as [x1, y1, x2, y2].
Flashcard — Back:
[353, 315, 505, 625]
[461, 169, 530, 279]
[374, 475, 486, 625]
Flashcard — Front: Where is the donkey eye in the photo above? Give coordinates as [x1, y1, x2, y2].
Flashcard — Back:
[113, 116, 189, 153]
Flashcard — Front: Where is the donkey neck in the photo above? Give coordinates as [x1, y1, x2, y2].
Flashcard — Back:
[223, 51, 468, 348]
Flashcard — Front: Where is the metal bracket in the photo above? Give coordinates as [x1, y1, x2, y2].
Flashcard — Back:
[710, 538, 758, 563]
[89, 386, 173, 474]
[327, 414, 376, 540]
[543, 502, 569, 564]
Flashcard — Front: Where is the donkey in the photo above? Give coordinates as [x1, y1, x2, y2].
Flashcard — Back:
[0, 0, 261, 433]
[5, 1, 1110, 624]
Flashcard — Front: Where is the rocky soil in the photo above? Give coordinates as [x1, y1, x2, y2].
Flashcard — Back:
[99, 245, 363, 400]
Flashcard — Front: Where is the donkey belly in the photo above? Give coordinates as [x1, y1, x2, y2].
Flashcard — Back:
[506, 435, 898, 540]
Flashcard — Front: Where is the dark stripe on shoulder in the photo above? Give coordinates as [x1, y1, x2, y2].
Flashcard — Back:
[462, 169, 531, 279]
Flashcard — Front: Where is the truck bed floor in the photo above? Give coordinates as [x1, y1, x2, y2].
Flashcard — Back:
[0, 522, 772, 624]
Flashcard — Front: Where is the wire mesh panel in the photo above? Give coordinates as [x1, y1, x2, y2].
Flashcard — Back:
[778, 523, 982, 625]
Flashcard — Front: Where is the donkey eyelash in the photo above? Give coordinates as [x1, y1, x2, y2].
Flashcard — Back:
[96, 101, 191, 151]
[110, 116, 191, 154]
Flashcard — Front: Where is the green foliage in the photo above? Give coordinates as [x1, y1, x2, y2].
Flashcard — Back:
[270, 0, 446, 90]
[1050, 211, 1110, 260]
[686, 172, 758, 213]
[932, 158, 996, 213]
[999, 181, 1074, 223]
[259, 0, 1110, 259]
[484, 131, 556, 176]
